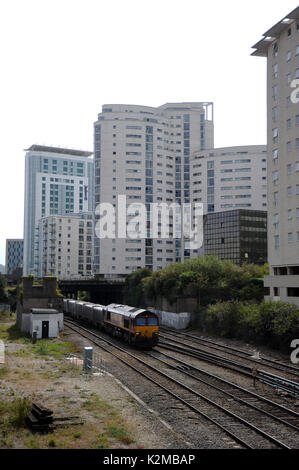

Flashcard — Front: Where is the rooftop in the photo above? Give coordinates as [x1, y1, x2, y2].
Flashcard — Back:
[25, 145, 93, 157]
[252, 7, 299, 57]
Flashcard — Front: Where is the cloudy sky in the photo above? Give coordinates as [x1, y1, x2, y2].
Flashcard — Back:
[0, 0, 297, 265]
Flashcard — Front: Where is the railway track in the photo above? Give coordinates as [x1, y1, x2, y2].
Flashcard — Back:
[149, 349, 299, 438]
[64, 319, 299, 449]
[160, 327, 299, 379]
[158, 331, 299, 398]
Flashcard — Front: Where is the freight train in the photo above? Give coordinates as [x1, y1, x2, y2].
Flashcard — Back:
[63, 299, 159, 348]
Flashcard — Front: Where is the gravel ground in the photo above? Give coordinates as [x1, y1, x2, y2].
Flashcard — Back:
[0, 323, 187, 449]
[62, 323, 299, 449]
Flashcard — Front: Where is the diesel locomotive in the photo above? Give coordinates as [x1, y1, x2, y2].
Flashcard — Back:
[63, 299, 159, 348]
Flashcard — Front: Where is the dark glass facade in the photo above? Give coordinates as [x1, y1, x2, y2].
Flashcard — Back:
[204, 209, 267, 265]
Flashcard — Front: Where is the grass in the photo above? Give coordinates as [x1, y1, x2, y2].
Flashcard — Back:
[96, 432, 109, 449]
[0, 366, 9, 378]
[0, 311, 15, 322]
[10, 348, 32, 358]
[81, 396, 113, 413]
[32, 340, 79, 359]
[105, 425, 134, 444]
[0, 323, 31, 343]
[0, 321, 139, 450]
[9, 397, 31, 427]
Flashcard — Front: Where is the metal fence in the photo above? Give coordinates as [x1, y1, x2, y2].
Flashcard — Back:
[67, 350, 106, 376]
[85, 351, 106, 376]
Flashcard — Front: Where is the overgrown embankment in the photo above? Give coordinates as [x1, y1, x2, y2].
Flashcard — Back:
[123, 256, 299, 352]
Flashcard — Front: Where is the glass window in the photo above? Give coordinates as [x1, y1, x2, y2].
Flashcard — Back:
[136, 318, 146, 326]
[148, 318, 158, 326]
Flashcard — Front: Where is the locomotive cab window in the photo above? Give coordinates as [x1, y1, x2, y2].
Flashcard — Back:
[124, 319, 129, 329]
[106, 311, 111, 321]
[148, 317, 158, 326]
[136, 317, 146, 326]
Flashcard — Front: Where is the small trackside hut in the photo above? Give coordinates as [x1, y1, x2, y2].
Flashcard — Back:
[30, 308, 63, 339]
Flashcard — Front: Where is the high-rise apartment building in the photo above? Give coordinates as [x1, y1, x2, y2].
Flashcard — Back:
[34, 212, 93, 279]
[191, 145, 268, 213]
[252, 7, 299, 306]
[23, 145, 94, 275]
[93, 102, 214, 276]
[5, 239, 24, 275]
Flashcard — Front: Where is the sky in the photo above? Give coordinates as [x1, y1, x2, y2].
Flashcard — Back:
[0, 0, 298, 265]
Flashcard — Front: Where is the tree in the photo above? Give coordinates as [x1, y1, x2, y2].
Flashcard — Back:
[0, 275, 8, 303]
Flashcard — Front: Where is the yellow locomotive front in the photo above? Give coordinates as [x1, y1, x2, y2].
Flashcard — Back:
[133, 311, 159, 348]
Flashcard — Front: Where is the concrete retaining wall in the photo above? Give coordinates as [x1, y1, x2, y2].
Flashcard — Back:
[148, 307, 193, 330]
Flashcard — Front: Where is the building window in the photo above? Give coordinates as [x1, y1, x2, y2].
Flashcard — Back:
[288, 232, 293, 243]
[286, 51, 291, 61]
[274, 235, 279, 249]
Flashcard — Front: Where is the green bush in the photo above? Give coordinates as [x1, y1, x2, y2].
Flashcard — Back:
[204, 301, 245, 337]
[203, 300, 299, 352]
[124, 256, 268, 307]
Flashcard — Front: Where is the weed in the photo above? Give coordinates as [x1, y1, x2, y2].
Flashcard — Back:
[73, 432, 81, 439]
[32, 340, 78, 359]
[96, 432, 108, 449]
[0, 366, 9, 378]
[0, 323, 31, 343]
[106, 425, 134, 444]
[26, 437, 40, 449]
[48, 439, 56, 447]
[82, 396, 113, 412]
[35, 342, 49, 356]
[9, 397, 31, 427]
